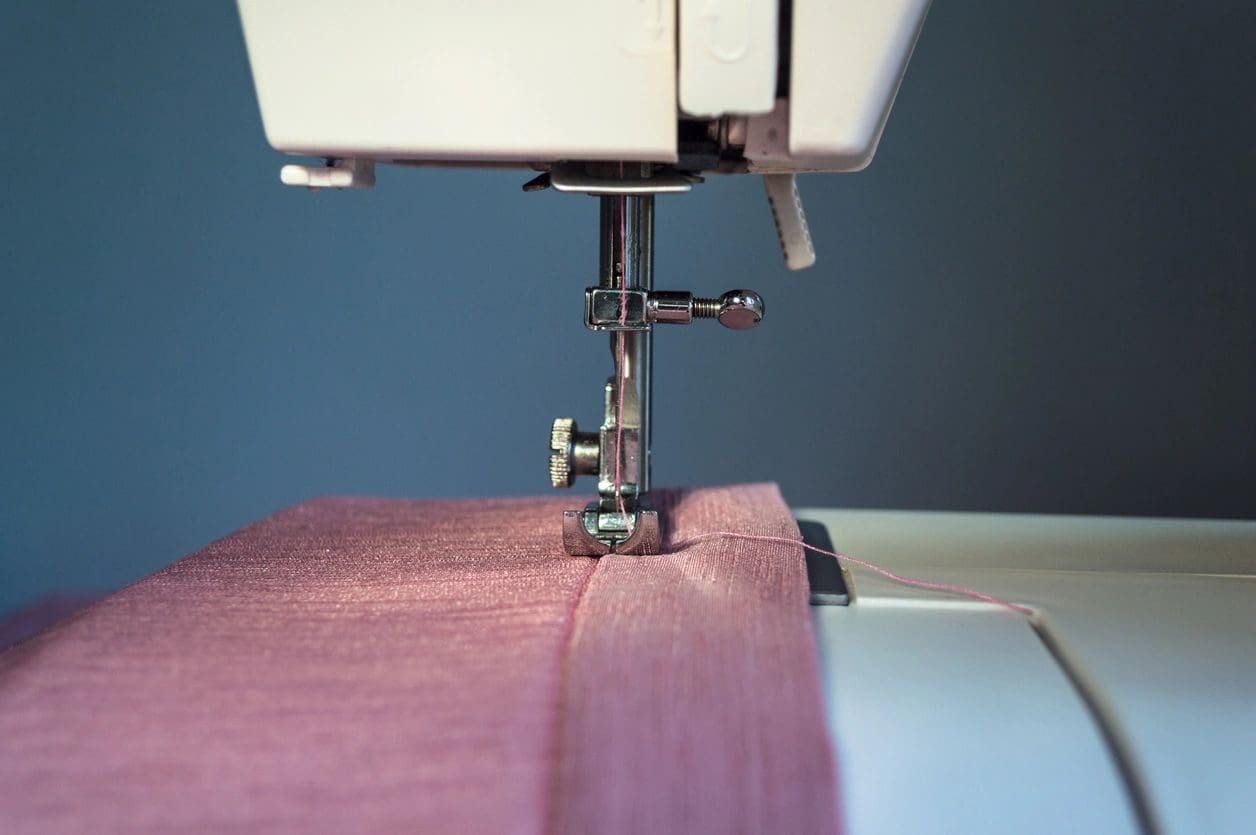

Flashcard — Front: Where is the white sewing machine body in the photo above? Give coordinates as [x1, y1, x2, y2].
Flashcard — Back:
[238, 0, 931, 174]
[802, 509, 1256, 835]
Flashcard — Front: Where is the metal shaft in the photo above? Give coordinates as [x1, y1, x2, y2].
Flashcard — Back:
[597, 194, 653, 514]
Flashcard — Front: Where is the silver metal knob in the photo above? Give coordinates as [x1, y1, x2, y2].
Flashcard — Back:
[693, 289, 765, 330]
[549, 418, 600, 488]
[549, 418, 575, 487]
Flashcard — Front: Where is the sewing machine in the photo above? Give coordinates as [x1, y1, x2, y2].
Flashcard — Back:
[237, 0, 931, 555]
[235, 4, 1256, 833]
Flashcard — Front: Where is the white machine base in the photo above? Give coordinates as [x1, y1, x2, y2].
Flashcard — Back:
[802, 508, 1256, 835]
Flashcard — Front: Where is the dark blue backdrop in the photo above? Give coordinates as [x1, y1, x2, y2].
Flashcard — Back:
[3, 1, 1254, 612]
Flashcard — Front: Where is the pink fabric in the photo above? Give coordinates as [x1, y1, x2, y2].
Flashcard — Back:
[0, 484, 837, 834]
[557, 485, 838, 833]
[0, 593, 101, 651]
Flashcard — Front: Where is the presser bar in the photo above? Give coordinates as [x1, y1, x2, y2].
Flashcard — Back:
[544, 166, 765, 556]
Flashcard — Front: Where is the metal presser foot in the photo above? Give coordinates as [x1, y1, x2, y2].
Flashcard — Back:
[536, 164, 765, 556]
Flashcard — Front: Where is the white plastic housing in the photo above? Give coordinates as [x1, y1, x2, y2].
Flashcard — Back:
[238, 0, 678, 163]
[788, 0, 933, 170]
[238, 0, 931, 174]
[678, 0, 779, 118]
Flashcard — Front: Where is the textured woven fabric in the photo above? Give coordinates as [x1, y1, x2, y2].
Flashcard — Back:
[0, 593, 100, 651]
[555, 485, 838, 834]
[0, 484, 837, 833]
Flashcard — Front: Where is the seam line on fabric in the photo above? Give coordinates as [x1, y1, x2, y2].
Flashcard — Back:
[542, 557, 600, 834]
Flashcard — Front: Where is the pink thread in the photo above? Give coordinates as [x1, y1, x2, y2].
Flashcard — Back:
[613, 193, 631, 530]
[670, 531, 1033, 616]
[614, 333, 628, 525]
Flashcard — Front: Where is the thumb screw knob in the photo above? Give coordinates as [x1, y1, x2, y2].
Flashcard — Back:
[549, 418, 575, 488]
[693, 289, 765, 330]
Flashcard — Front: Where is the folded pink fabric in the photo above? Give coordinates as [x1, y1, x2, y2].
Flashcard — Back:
[0, 593, 101, 651]
[0, 484, 837, 834]
[556, 485, 838, 834]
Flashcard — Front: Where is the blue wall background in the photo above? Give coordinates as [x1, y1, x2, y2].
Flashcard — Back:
[3, 2, 1254, 612]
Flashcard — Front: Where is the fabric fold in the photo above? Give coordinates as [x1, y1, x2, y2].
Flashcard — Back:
[552, 483, 839, 834]
[0, 485, 838, 834]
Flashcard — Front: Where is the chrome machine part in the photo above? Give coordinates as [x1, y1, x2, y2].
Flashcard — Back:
[548, 418, 599, 489]
[694, 289, 765, 329]
[583, 288, 765, 330]
[544, 167, 765, 555]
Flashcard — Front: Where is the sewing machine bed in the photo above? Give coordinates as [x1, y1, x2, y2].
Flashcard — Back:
[804, 508, 1256, 835]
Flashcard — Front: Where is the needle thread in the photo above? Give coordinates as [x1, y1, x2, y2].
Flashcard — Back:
[669, 531, 1033, 616]
[614, 332, 628, 527]
[613, 191, 631, 532]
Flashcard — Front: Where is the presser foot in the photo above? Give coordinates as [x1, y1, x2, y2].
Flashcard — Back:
[562, 505, 661, 556]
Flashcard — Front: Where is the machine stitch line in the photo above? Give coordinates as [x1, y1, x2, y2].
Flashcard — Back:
[542, 557, 601, 832]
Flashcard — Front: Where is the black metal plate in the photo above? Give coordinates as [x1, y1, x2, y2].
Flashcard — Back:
[796, 518, 851, 606]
